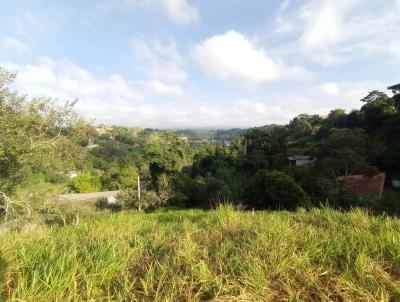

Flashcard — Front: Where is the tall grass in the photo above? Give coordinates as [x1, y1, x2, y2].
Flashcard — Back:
[1, 206, 400, 301]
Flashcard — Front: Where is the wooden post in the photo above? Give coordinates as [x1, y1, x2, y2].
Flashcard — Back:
[137, 174, 141, 211]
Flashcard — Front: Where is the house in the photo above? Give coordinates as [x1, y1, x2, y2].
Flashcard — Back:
[392, 177, 400, 190]
[288, 155, 315, 166]
[336, 173, 385, 199]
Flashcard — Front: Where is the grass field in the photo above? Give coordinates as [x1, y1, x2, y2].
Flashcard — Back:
[1, 206, 400, 301]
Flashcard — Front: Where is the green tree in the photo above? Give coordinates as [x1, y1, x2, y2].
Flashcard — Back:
[314, 128, 379, 178]
[360, 91, 396, 131]
[71, 173, 101, 193]
[247, 170, 307, 209]
[145, 131, 189, 191]
[0, 67, 92, 193]
[118, 166, 138, 189]
[388, 84, 400, 111]
[241, 126, 289, 170]
[289, 114, 322, 139]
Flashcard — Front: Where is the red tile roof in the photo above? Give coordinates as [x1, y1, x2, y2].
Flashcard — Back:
[336, 173, 385, 198]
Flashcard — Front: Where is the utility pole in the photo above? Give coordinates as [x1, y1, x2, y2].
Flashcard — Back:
[137, 174, 141, 211]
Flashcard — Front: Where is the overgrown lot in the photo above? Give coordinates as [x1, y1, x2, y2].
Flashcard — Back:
[1, 206, 400, 301]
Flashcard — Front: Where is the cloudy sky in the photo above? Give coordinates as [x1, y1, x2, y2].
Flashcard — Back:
[1, 0, 399, 128]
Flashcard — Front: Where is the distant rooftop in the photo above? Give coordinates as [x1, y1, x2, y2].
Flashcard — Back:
[288, 155, 312, 160]
[336, 173, 385, 198]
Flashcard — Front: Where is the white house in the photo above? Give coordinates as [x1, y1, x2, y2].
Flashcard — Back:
[288, 156, 315, 166]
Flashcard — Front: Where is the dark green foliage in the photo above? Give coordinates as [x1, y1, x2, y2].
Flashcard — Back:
[175, 143, 248, 207]
[313, 128, 379, 177]
[145, 131, 190, 191]
[286, 165, 330, 202]
[173, 88, 400, 210]
[240, 126, 289, 170]
[361, 91, 396, 132]
[247, 170, 307, 209]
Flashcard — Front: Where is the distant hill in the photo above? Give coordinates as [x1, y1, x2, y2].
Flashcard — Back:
[175, 124, 277, 142]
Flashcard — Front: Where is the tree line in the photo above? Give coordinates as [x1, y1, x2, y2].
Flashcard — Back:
[1, 65, 400, 217]
[146, 90, 400, 212]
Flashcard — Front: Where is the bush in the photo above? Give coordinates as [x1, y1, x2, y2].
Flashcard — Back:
[286, 166, 330, 202]
[71, 173, 101, 193]
[116, 189, 169, 211]
[95, 197, 121, 212]
[39, 200, 99, 226]
[364, 189, 400, 215]
[247, 170, 308, 209]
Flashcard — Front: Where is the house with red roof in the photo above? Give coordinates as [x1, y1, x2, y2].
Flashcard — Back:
[336, 173, 385, 199]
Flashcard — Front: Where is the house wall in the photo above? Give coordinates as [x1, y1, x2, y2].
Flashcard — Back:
[296, 159, 313, 166]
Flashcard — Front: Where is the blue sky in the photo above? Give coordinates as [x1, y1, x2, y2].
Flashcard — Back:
[1, 0, 399, 128]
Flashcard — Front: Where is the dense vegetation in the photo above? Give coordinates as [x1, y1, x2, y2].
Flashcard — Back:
[1, 67, 400, 301]
[174, 124, 276, 142]
[173, 90, 400, 211]
[1, 65, 400, 223]
[1, 206, 400, 301]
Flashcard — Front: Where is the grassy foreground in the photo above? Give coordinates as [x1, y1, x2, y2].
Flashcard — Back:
[1, 206, 400, 301]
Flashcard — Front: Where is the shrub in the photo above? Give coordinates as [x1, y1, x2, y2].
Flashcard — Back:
[118, 167, 138, 189]
[247, 170, 308, 209]
[116, 189, 169, 211]
[71, 173, 101, 193]
[286, 166, 330, 203]
[95, 197, 121, 212]
[95, 197, 109, 210]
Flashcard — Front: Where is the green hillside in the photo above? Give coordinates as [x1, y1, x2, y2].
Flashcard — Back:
[175, 124, 277, 141]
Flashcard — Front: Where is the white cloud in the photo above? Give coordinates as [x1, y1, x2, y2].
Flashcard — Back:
[299, 1, 356, 51]
[159, 0, 198, 24]
[285, 0, 400, 65]
[312, 80, 386, 110]
[94, 98, 303, 128]
[1, 56, 311, 128]
[11, 11, 44, 38]
[3, 57, 383, 129]
[192, 30, 310, 86]
[275, 0, 294, 33]
[0, 36, 29, 52]
[3, 57, 144, 116]
[145, 80, 184, 96]
[317, 82, 340, 96]
[132, 38, 187, 83]
[89, 0, 198, 25]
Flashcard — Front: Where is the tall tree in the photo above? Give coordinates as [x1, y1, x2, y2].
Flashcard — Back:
[313, 128, 378, 178]
[0, 67, 93, 193]
[145, 131, 189, 191]
[360, 91, 396, 131]
[388, 84, 400, 112]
